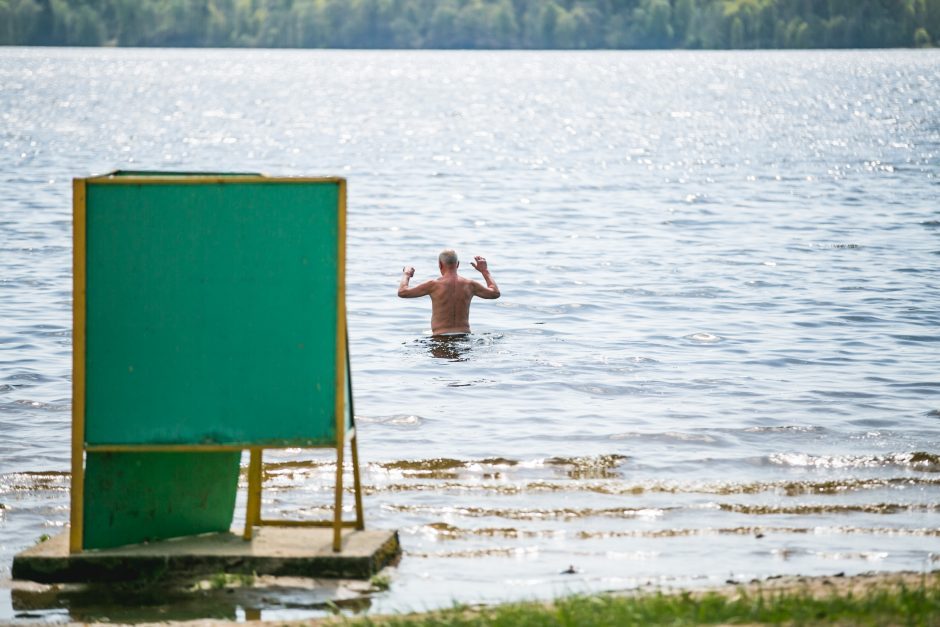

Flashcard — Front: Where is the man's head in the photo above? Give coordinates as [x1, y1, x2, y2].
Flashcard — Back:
[438, 248, 459, 272]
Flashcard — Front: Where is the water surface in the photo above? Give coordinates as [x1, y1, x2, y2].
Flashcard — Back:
[1, 47, 938, 622]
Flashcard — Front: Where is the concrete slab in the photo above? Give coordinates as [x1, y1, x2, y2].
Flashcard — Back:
[12, 527, 401, 583]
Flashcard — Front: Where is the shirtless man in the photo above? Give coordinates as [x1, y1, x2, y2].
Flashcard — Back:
[398, 249, 500, 335]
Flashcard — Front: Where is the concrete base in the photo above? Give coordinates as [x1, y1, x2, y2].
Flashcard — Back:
[12, 527, 401, 583]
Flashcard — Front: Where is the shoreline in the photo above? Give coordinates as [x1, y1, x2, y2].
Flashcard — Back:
[313, 569, 940, 626]
[12, 568, 931, 626]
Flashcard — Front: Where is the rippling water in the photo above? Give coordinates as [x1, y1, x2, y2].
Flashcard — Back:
[1, 47, 939, 622]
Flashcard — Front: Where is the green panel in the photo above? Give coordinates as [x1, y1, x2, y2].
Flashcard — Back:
[84, 181, 340, 446]
[83, 451, 241, 550]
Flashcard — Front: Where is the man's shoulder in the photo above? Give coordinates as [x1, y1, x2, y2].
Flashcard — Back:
[428, 276, 451, 291]
[456, 276, 480, 290]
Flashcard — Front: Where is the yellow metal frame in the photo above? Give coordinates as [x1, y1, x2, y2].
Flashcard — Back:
[84, 173, 346, 186]
[70, 179, 86, 554]
[70, 173, 363, 554]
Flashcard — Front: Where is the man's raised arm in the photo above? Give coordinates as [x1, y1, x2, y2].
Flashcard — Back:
[470, 256, 500, 299]
[398, 266, 433, 298]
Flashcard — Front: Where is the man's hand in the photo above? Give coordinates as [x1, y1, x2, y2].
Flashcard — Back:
[398, 265, 432, 299]
[470, 255, 500, 299]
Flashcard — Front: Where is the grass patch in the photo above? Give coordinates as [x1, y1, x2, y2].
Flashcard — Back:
[370, 573, 392, 592]
[344, 573, 940, 626]
[207, 572, 255, 589]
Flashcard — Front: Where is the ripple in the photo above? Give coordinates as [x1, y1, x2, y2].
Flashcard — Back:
[719, 503, 939, 515]
[812, 390, 880, 399]
[360, 476, 940, 498]
[743, 425, 825, 433]
[0, 471, 70, 493]
[2, 399, 67, 412]
[563, 382, 645, 396]
[381, 458, 465, 471]
[2, 372, 53, 383]
[425, 524, 940, 541]
[768, 452, 940, 472]
[610, 431, 718, 444]
[357, 414, 425, 428]
[386, 503, 670, 520]
[891, 334, 940, 343]
[684, 332, 723, 343]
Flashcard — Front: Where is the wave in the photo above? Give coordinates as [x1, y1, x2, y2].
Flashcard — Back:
[385, 503, 671, 520]
[385, 501, 938, 520]
[323, 476, 940, 498]
[7, 454, 939, 497]
[718, 503, 940, 515]
[769, 452, 940, 472]
[419, 523, 940, 541]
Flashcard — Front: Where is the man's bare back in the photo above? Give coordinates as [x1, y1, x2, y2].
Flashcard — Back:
[398, 249, 500, 335]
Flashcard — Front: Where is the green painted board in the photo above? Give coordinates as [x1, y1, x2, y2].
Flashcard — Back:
[76, 174, 347, 549]
[83, 179, 342, 447]
[83, 451, 241, 550]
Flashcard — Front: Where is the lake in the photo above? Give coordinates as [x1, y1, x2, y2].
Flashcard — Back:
[1, 47, 938, 622]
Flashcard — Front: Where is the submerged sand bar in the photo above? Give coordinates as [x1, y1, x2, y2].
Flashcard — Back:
[12, 527, 401, 583]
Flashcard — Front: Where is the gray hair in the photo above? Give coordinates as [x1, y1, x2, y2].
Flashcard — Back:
[438, 248, 459, 267]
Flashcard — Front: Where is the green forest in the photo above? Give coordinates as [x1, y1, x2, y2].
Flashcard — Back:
[2, 0, 938, 49]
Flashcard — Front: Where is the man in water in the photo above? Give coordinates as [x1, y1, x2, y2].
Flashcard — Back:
[398, 249, 500, 335]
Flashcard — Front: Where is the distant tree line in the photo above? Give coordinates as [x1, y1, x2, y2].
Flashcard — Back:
[2, 0, 938, 49]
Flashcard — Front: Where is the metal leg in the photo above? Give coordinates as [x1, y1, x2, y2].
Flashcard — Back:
[345, 330, 364, 531]
[243, 448, 262, 540]
[69, 449, 84, 553]
[351, 434, 365, 530]
[332, 440, 345, 552]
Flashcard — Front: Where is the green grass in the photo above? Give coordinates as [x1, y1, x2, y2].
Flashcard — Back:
[345, 574, 940, 626]
[370, 573, 393, 592]
[207, 571, 256, 589]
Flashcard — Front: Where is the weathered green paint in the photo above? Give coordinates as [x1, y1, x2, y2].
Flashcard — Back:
[83, 451, 241, 550]
[84, 181, 341, 446]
